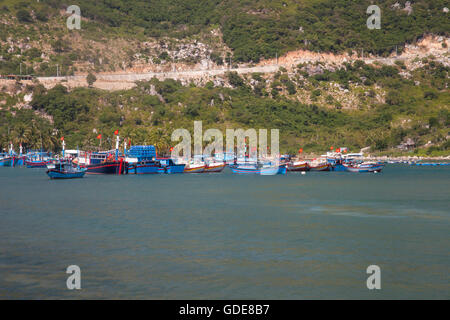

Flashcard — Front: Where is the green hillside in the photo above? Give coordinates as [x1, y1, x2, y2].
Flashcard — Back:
[0, 0, 449, 75]
[1, 59, 449, 156]
[0, 0, 449, 156]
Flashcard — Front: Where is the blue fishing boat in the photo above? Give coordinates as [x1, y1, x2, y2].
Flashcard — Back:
[14, 156, 27, 166]
[0, 156, 14, 167]
[157, 158, 186, 174]
[127, 160, 165, 174]
[0, 144, 18, 167]
[47, 163, 86, 179]
[26, 151, 53, 168]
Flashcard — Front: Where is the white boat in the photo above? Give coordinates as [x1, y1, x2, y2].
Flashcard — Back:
[343, 162, 385, 173]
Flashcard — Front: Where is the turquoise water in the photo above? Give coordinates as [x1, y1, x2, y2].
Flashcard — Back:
[0, 165, 449, 299]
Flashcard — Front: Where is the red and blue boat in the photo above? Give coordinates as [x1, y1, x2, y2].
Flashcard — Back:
[25, 152, 53, 168]
[76, 153, 126, 175]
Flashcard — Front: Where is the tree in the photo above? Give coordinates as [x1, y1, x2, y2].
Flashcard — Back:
[226, 71, 244, 88]
[86, 72, 97, 87]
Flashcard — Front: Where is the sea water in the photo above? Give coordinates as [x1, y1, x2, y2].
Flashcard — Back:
[0, 165, 448, 299]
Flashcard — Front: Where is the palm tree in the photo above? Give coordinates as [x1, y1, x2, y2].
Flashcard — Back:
[150, 128, 169, 155]
[11, 124, 27, 151]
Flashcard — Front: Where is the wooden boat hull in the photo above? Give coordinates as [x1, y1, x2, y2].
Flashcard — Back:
[309, 163, 330, 171]
[184, 165, 205, 173]
[204, 163, 226, 173]
[287, 162, 308, 172]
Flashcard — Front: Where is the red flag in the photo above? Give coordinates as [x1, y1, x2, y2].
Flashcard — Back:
[299, 148, 303, 153]
[170, 147, 174, 152]
[114, 130, 119, 135]
[330, 146, 334, 150]
[97, 134, 102, 139]
[336, 148, 341, 153]
[60, 137, 64, 141]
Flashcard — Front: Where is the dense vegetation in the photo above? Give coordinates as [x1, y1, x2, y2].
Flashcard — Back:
[0, 0, 448, 156]
[0, 0, 448, 69]
[1, 59, 448, 156]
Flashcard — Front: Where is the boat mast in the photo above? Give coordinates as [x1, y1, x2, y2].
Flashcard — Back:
[115, 135, 120, 161]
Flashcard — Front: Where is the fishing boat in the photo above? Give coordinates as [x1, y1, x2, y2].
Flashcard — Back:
[14, 156, 27, 166]
[78, 156, 126, 175]
[47, 162, 86, 179]
[73, 143, 126, 175]
[25, 152, 53, 168]
[287, 160, 309, 172]
[156, 158, 185, 173]
[260, 163, 287, 175]
[343, 162, 384, 173]
[127, 160, 165, 174]
[0, 155, 14, 167]
[308, 159, 331, 172]
[0, 153, 6, 166]
[0, 143, 17, 167]
[184, 160, 206, 173]
[204, 159, 226, 173]
[229, 163, 286, 175]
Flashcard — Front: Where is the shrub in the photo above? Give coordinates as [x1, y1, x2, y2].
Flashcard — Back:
[86, 72, 97, 87]
[226, 71, 245, 88]
[16, 9, 32, 23]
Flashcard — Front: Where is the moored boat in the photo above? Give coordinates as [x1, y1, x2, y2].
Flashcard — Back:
[127, 160, 165, 174]
[308, 161, 331, 172]
[287, 160, 309, 172]
[204, 160, 226, 173]
[74, 149, 127, 175]
[0, 156, 14, 167]
[184, 161, 205, 173]
[229, 163, 286, 175]
[343, 162, 384, 173]
[25, 152, 53, 168]
[80, 159, 126, 175]
[47, 163, 86, 179]
[157, 158, 186, 174]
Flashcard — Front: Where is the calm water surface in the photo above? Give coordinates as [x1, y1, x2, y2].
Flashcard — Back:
[0, 165, 449, 299]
